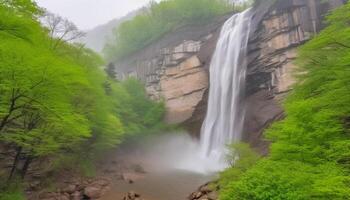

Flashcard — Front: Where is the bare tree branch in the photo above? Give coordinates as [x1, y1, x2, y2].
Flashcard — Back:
[41, 11, 86, 50]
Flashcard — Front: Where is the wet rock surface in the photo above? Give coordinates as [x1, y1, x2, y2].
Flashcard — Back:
[37, 178, 111, 200]
[188, 182, 219, 200]
[25, 156, 148, 200]
[122, 191, 144, 200]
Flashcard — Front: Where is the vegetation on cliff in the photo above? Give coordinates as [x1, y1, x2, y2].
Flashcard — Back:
[220, 2, 350, 199]
[0, 0, 164, 196]
[103, 0, 242, 61]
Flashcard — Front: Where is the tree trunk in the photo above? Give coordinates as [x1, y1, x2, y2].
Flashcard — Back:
[21, 156, 32, 179]
[8, 146, 22, 181]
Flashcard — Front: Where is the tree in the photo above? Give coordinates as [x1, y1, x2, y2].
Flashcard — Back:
[41, 11, 85, 50]
[0, 0, 166, 184]
[0, 0, 42, 17]
[105, 63, 116, 79]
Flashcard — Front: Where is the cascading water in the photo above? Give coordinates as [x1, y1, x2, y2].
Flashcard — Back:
[161, 9, 253, 174]
[199, 8, 252, 167]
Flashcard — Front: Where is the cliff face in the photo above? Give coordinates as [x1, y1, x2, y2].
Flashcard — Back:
[112, 15, 230, 126]
[111, 0, 344, 146]
[243, 0, 344, 153]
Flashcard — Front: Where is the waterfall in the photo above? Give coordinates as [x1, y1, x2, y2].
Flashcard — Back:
[168, 9, 253, 174]
[200, 9, 252, 162]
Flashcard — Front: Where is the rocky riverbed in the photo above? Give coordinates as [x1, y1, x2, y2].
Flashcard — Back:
[31, 134, 217, 200]
[36, 177, 111, 200]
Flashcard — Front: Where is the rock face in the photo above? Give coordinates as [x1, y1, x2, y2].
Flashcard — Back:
[111, 0, 344, 147]
[112, 15, 230, 125]
[243, 0, 344, 153]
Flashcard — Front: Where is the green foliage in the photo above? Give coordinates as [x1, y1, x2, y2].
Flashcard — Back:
[0, 181, 25, 200]
[0, 190, 24, 200]
[77, 159, 96, 178]
[0, 0, 42, 17]
[104, 0, 234, 61]
[219, 2, 350, 200]
[0, 1, 91, 158]
[219, 143, 260, 189]
[221, 161, 350, 200]
[0, 192, 24, 200]
[0, 0, 165, 183]
[109, 78, 165, 135]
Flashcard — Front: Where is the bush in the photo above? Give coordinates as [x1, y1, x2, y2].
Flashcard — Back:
[219, 143, 260, 194]
[221, 161, 350, 200]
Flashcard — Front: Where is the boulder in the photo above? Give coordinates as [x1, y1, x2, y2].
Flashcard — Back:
[199, 185, 212, 194]
[84, 186, 102, 199]
[63, 184, 76, 194]
[189, 182, 218, 200]
[92, 179, 109, 187]
[71, 191, 82, 200]
[58, 193, 70, 200]
[123, 191, 144, 200]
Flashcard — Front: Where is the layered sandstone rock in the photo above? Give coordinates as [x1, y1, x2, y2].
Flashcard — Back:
[112, 16, 229, 124]
[160, 55, 208, 123]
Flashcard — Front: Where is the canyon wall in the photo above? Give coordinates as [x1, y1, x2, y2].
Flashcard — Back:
[111, 15, 231, 127]
[111, 0, 344, 148]
[243, 0, 344, 153]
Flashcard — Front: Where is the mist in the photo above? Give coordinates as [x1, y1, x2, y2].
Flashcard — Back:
[118, 133, 228, 174]
[35, 0, 160, 30]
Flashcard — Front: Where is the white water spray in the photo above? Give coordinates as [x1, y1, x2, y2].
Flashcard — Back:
[134, 9, 253, 174]
[199, 8, 252, 169]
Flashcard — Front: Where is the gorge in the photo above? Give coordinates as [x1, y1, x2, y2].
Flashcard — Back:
[0, 0, 349, 199]
[101, 0, 346, 199]
[110, 0, 344, 153]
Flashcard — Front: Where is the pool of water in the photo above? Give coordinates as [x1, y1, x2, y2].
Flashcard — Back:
[101, 169, 213, 200]
[99, 133, 219, 200]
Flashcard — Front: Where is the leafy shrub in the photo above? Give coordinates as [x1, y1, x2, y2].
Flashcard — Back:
[219, 143, 260, 189]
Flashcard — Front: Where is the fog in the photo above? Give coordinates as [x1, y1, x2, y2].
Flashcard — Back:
[35, 0, 160, 30]
[118, 133, 228, 174]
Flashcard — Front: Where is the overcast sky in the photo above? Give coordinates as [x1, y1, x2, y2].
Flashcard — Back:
[35, 0, 157, 30]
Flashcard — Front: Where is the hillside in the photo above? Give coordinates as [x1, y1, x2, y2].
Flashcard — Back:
[81, 10, 140, 52]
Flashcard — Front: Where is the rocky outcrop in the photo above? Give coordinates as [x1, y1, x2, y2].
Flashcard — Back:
[188, 182, 218, 200]
[37, 178, 111, 200]
[159, 54, 208, 123]
[112, 15, 230, 125]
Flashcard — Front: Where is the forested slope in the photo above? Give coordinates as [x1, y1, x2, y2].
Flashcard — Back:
[0, 1, 164, 198]
[103, 0, 245, 61]
[219, 2, 350, 199]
